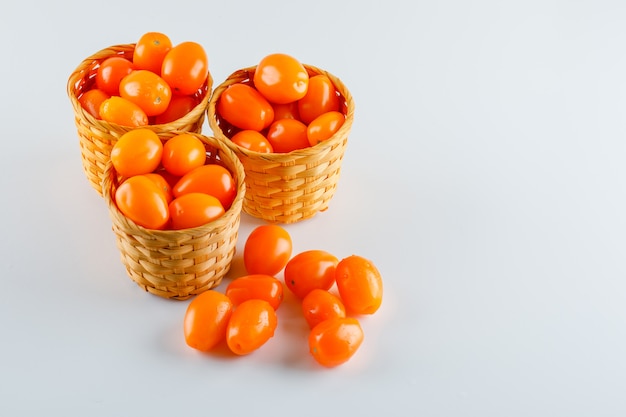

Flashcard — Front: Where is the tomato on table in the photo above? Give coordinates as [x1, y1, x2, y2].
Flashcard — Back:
[226, 299, 278, 355]
[161, 41, 208, 95]
[335, 255, 383, 315]
[184, 290, 233, 352]
[243, 225, 292, 276]
[119, 69, 172, 116]
[309, 317, 364, 367]
[133, 31, 172, 74]
[253, 53, 309, 104]
[284, 250, 339, 299]
[95, 56, 135, 96]
[301, 289, 346, 329]
[172, 164, 237, 210]
[110, 128, 163, 177]
[225, 274, 284, 310]
[115, 175, 170, 230]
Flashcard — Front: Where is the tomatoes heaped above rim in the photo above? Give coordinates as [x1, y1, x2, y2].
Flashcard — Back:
[161, 41, 209, 96]
[253, 53, 309, 104]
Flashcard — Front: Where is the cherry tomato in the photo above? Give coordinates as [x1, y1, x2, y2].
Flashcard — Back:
[230, 130, 274, 153]
[143, 172, 173, 203]
[297, 75, 340, 124]
[172, 164, 237, 210]
[110, 128, 163, 177]
[78, 88, 109, 119]
[271, 101, 300, 121]
[115, 175, 170, 229]
[284, 250, 339, 299]
[335, 255, 383, 315]
[243, 225, 292, 276]
[253, 53, 309, 104]
[133, 31, 172, 75]
[217, 83, 274, 131]
[99, 96, 149, 127]
[225, 274, 284, 310]
[154, 95, 197, 124]
[184, 290, 233, 352]
[266, 118, 310, 153]
[96, 56, 135, 96]
[119, 69, 172, 116]
[309, 317, 364, 367]
[307, 111, 345, 146]
[161, 41, 209, 95]
[169, 193, 225, 230]
[162, 133, 207, 176]
[301, 289, 346, 329]
[226, 299, 278, 355]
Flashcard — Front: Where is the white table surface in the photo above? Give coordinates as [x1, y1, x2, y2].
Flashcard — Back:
[2, 1, 626, 415]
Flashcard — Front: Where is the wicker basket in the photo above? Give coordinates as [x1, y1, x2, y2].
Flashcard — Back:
[102, 132, 245, 300]
[67, 43, 212, 196]
[207, 64, 354, 224]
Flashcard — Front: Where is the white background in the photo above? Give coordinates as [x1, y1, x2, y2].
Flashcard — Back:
[2, 0, 626, 415]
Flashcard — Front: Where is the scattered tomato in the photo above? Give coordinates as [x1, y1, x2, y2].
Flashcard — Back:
[243, 225, 293, 276]
[110, 128, 163, 177]
[184, 290, 233, 352]
[253, 53, 309, 104]
[301, 289, 346, 329]
[225, 274, 284, 310]
[284, 250, 338, 299]
[115, 174, 170, 229]
[172, 164, 237, 210]
[335, 255, 383, 315]
[309, 317, 364, 367]
[161, 41, 209, 95]
[169, 192, 225, 230]
[162, 133, 207, 176]
[226, 299, 278, 355]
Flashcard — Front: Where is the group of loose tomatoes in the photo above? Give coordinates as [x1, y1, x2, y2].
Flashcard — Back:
[78, 32, 209, 126]
[216, 53, 347, 153]
[184, 224, 383, 368]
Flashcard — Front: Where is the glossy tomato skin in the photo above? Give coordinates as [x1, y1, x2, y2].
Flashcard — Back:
[301, 289, 346, 329]
[115, 175, 170, 230]
[99, 96, 149, 127]
[119, 69, 172, 116]
[297, 75, 340, 124]
[271, 101, 300, 121]
[226, 299, 278, 355]
[110, 128, 163, 177]
[217, 83, 274, 131]
[133, 32, 172, 74]
[306, 111, 345, 146]
[154, 95, 197, 124]
[243, 225, 293, 276]
[162, 133, 207, 176]
[96, 56, 135, 96]
[335, 255, 383, 315]
[284, 250, 339, 299]
[225, 274, 284, 310]
[266, 118, 310, 153]
[161, 41, 208, 95]
[169, 193, 225, 230]
[253, 53, 309, 104]
[230, 130, 274, 153]
[78, 88, 110, 119]
[309, 317, 364, 367]
[184, 290, 233, 352]
[172, 164, 236, 210]
[143, 172, 173, 203]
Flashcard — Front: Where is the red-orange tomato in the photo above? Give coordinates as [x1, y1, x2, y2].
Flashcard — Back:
[266, 118, 310, 153]
[184, 290, 233, 352]
[119, 69, 172, 116]
[96, 56, 135, 96]
[225, 274, 284, 310]
[115, 175, 170, 230]
[307, 111, 345, 146]
[226, 299, 278, 355]
[143, 172, 173, 203]
[253, 53, 309, 104]
[301, 289, 346, 329]
[271, 101, 300, 121]
[110, 128, 163, 177]
[154, 95, 197, 124]
[99, 96, 149, 127]
[230, 130, 274, 153]
[162, 133, 207, 177]
[243, 225, 292, 276]
[284, 250, 339, 299]
[133, 32, 172, 74]
[335, 255, 383, 315]
[172, 164, 237, 210]
[309, 317, 364, 367]
[161, 41, 209, 95]
[297, 75, 340, 124]
[168, 193, 225, 230]
[217, 83, 274, 131]
[78, 88, 110, 119]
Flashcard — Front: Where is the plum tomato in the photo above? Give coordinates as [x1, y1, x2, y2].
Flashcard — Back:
[230, 130, 274, 153]
[133, 31, 172, 75]
[110, 128, 163, 177]
[243, 225, 292, 276]
[271, 101, 301, 121]
[306, 111, 345, 146]
[161, 41, 209, 95]
[78, 88, 109, 119]
[172, 164, 236, 210]
[335, 255, 383, 315]
[95, 56, 135, 96]
[115, 174, 170, 230]
[266, 118, 310, 153]
[162, 133, 207, 177]
[119, 69, 172, 116]
[225, 274, 284, 310]
[99, 96, 149, 127]
[184, 290, 233, 352]
[253, 53, 309, 104]
[301, 289, 346, 329]
[168, 193, 225, 230]
[297, 75, 340, 124]
[143, 172, 174, 203]
[226, 299, 278, 355]
[217, 83, 274, 131]
[283, 250, 339, 299]
[309, 317, 364, 367]
[154, 95, 197, 124]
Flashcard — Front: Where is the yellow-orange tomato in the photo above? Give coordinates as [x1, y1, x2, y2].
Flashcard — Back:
[217, 83, 274, 131]
[95, 56, 135, 96]
[173, 164, 237, 210]
[243, 225, 292, 276]
[99, 96, 149, 127]
[161, 41, 209, 95]
[253, 53, 309, 104]
[297, 75, 340, 124]
[225, 274, 284, 311]
[306, 111, 345, 146]
[226, 299, 278, 356]
[266, 118, 310, 153]
[309, 317, 364, 367]
[301, 289, 346, 329]
[168, 193, 225, 230]
[143, 172, 173, 203]
[162, 133, 207, 176]
[335, 255, 383, 315]
[119, 69, 172, 116]
[184, 290, 233, 352]
[133, 32, 172, 75]
[284, 250, 339, 299]
[110, 128, 163, 177]
[115, 175, 170, 229]
[78, 88, 109, 119]
[154, 95, 197, 124]
[230, 130, 274, 153]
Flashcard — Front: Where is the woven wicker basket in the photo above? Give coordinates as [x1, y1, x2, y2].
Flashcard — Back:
[207, 64, 354, 224]
[67, 43, 212, 196]
[102, 132, 245, 300]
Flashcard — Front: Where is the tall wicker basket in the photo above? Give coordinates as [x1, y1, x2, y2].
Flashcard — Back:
[207, 64, 354, 224]
[67, 43, 212, 196]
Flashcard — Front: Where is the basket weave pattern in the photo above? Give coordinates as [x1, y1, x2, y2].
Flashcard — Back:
[67, 44, 212, 196]
[208, 65, 354, 224]
[102, 132, 245, 300]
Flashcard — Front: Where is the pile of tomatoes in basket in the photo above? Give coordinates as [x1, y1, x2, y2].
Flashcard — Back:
[79, 32, 209, 126]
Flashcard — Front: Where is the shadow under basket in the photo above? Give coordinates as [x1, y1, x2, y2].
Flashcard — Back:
[207, 64, 354, 224]
[67, 43, 212, 197]
[102, 132, 245, 300]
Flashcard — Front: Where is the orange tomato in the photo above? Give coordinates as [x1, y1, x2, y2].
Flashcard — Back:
[226, 299, 278, 355]
[230, 130, 274, 153]
[301, 289, 346, 329]
[217, 83, 274, 131]
[271, 101, 300, 121]
[309, 317, 364, 367]
[243, 225, 292, 276]
[168, 193, 225, 230]
[335, 255, 383, 315]
[115, 175, 170, 229]
[253, 53, 309, 104]
[110, 128, 163, 177]
[95, 56, 135, 96]
[172, 164, 237, 210]
[161, 41, 209, 95]
[184, 290, 233, 352]
[133, 32, 172, 74]
[266, 118, 310, 153]
[306, 111, 345, 146]
[161, 133, 207, 176]
[154, 95, 197, 124]
[143, 172, 173, 203]
[99, 96, 149, 127]
[225, 274, 284, 310]
[119, 69, 172, 116]
[297, 75, 340, 124]
[78, 88, 109, 119]
[284, 250, 338, 299]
